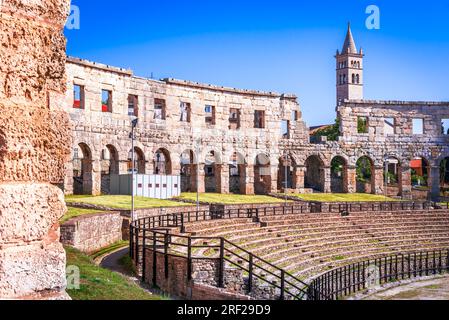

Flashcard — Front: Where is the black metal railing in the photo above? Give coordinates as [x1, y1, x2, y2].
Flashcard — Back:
[131, 228, 309, 300]
[129, 203, 446, 300]
[129, 208, 313, 300]
[307, 249, 449, 300]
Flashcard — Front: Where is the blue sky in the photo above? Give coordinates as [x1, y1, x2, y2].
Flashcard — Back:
[65, 0, 449, 126]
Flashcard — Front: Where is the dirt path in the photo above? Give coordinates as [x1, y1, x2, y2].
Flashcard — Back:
[99, 247, 130, 275]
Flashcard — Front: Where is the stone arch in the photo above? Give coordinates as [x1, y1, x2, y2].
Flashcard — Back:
[229, 151, 247, 194]
[305, 155, 325, 192]
[180, 149, 197, 192]
[277, 154, 296, 192]
[356, 156, 375, 194]
[410, 156, 430, 186]
[204, 150, 222, 193]
[331, 156, 348, 193]
[100, 144, 119, 194]
[254, 153, 271, 195]
[128, 146, 146, 174]
[384, 156, 402, 196]
[154, 148, 172, 175]
[409, 156, 430, 200]
[73, 143, 93, 195]
[201, 149, 222, 165]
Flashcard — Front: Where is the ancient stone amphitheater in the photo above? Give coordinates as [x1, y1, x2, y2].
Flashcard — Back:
[1, 0, 449, 301]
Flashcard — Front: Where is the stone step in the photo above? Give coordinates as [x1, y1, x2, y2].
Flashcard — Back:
[251, 229, 449, 258]
[219, 222, 449, 244]
[293, 242, 449, 280]
[274, 238, 449, 272]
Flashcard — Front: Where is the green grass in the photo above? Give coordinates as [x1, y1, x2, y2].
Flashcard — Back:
[65, 246, 163, 300]
[60, 207, 106, 224]
[65, 195, 193, 209]
[118, 254, 138, 276]
[175, 193, 289, 204]
[332, 255, 346, 261]
[285, 193, 399, 202]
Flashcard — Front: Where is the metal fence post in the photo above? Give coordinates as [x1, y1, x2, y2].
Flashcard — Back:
[180, 214, 185, 233]
[248, 254, 253, 293]
[218, 238, 225, 288]
[152, 231, 157, 286]
[142, 228, 146, 282]
[164, 233, 169, 279]
[280, 270, 285, 300]
[129, 225, 134, 259]
[187, 237, 192, 281]
[135, 226, 140, 266]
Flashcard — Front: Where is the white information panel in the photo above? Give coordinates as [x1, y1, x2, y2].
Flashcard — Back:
[110, 174, 181, 199]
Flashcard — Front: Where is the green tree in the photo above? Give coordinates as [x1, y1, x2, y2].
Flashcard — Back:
[356, 157, 372, 182]
[312, 119, 341, 141]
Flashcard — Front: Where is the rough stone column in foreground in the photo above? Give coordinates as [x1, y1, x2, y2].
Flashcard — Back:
[0, 0, 72, 299]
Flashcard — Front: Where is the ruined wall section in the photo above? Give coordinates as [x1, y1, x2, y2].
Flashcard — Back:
[64, 60, 449, 200]
[65, 59, 308, 194]
[0, 0, 71, 299]
[337, 100, 449, 165]
[334, 100, 449, 198]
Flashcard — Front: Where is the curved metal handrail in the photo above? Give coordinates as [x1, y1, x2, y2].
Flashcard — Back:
[306, 249, 449, 300]
[129, 208, 311, 300]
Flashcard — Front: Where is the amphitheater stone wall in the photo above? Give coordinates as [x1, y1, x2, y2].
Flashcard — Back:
[64, 60, 449, 202]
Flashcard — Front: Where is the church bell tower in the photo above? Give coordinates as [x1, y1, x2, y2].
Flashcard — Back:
[336, 23, 364, 105]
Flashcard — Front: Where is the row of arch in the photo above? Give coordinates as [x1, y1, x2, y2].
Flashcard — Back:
[71, 142, 449, 199]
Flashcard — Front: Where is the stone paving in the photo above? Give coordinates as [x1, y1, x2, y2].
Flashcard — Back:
[363, 276, 449, 300]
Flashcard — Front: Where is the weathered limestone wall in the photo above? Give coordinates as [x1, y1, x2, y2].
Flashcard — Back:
[60, 212, 125, 253]
[337, 100, 449, 200]
[64, 58, 309, 196]
[0, 0, 71, 299]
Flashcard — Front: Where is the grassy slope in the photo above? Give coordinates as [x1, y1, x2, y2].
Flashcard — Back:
[65, 195, 193, 209]
[175, 193, 288, 204]
[287, 193, 399, 202]
[61, 207, 106, 224]
[65, 246, 162, 300]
